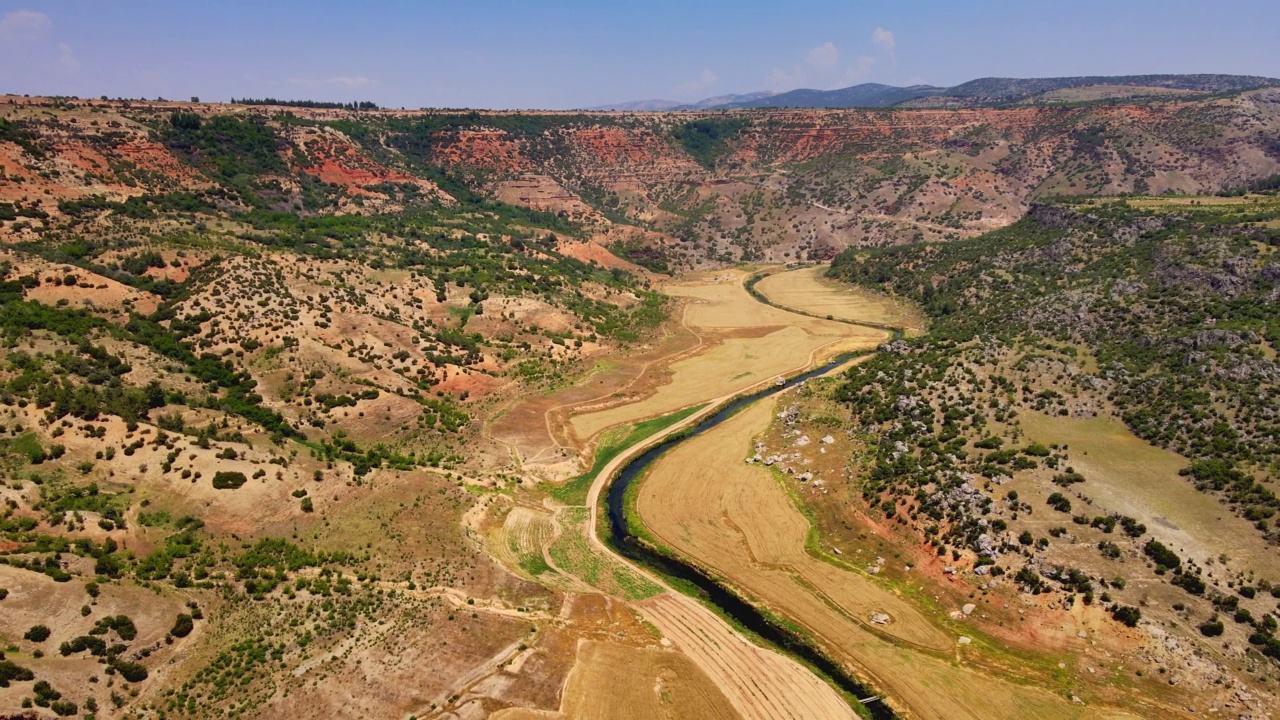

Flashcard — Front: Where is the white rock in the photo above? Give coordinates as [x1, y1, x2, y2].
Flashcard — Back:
[962, 603, 976, 616]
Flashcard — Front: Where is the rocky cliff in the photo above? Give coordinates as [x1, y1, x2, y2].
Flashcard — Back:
[3, 89, 1279, 268]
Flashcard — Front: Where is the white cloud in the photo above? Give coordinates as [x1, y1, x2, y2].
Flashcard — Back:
[768, 29, 898, 92]
[329, 76, 375, 88]
[764, 66, 806, 92]
[0, 10, 51, 45]
[675, 68, 717, 97]
[288, 75, 377, 89]
[0, 11, 79, 78]
[846, 54, 877, 82]
[806, 42, 839, 70]
[55, 42, 79, 73]
[871, 27, 896, 67]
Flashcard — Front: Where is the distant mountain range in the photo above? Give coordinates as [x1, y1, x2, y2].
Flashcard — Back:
[586, 74, 1280, 111]
[587, 91, 777, 112]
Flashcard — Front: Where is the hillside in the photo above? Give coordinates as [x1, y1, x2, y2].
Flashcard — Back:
[1, 90, 1280, 718]
[3, 89, 1280, 275]
[817, 195, 1280, 704]
[0, 97, 674, 718]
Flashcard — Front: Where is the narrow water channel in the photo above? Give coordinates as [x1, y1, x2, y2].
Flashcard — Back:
[603, 352, 896, 720]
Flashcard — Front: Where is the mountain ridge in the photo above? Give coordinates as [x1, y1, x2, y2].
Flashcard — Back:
[587, 91, 776, 112]
[5, 87, 1280, 274]
[593, 73, 1280, 111]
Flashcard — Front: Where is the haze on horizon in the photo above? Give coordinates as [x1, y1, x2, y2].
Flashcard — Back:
[0, 0, 1276, 110]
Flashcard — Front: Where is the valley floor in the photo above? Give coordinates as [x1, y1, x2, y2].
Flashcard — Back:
[485, 263, 1276, 720]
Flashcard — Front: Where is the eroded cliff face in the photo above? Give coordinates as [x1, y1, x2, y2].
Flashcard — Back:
[282, 124, 451, 206]
[3, 90, 1279, 268]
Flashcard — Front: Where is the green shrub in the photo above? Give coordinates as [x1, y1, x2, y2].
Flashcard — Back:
[0, 659, 35, 687]
[211, 471, 247, 489]
[1171, 572, 1206, 595]
[1046, 492, 1072, 513]
[90, 614, 137, 641]
[1199, 618, 1225, 636]
[1111, 605, 1141, 627]
[170, 613, 194, 638]
[1021, 443, 1051, 457]
[111, 660, 148, 682]
[1143, 539, 1181, 570]
[59, 635, 107, 656]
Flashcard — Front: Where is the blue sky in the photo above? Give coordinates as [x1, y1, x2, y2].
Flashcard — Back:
[0, 1, 1276, 109]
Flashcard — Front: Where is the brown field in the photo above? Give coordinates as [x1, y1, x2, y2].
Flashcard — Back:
[1019, 412, 1280, 578]
[753, 265, 923, 330]
[1123, 195, 1276, 209]
[636, 592, 856, 720]
[491, 640, 739, 720]
[488, 320, 704, 478]
[568, 268, 886, 443]
[635, 397, 1133, 720]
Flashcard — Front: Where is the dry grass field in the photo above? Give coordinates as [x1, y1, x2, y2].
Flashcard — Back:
[0, 566, 196, 715]
[753, 266, 923, 330]
[636, 592, 857, 720]
[568, 268, 886, 443]
[1019, 412, 1280, 578]
[488, 321, 704, 478]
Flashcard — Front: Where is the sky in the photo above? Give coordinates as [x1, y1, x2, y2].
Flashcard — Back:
[0, 0, 1276, 109]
